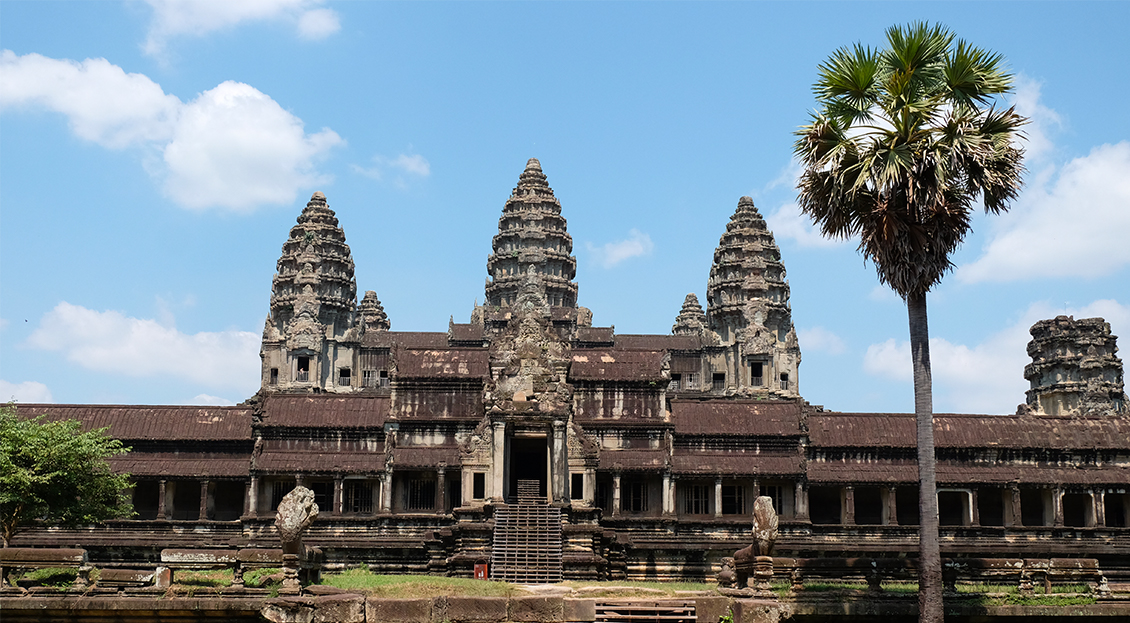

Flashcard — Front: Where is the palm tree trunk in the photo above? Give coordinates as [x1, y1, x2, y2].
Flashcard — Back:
[908, 292, 942, 622]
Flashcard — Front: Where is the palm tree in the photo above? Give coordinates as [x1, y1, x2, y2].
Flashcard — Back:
[793, 23, 1026, 623]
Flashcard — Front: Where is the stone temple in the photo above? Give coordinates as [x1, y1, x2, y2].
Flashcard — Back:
[16, 159, 1130, 582]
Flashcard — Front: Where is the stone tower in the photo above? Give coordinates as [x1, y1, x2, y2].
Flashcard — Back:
[484, 159, 578, 309]
[1024, 316, 1126, 416]
[672, 293, 709, 337]
[261, 192, 376, 392]
[701, 196, 800, 397]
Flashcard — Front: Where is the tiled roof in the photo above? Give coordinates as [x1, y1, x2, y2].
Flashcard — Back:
[448, 324, 484, 343]
[575, 327, 614, 344]
[111, 452, 250, 477]
[16, 404, 252, 441]
[809, 413, 1130, 449]
[807, 461, 1130, 485]
[671, 453, 802, 476]
[396, 349, 490, 379]
[570, 350, 667, 381]
[254, 450, 386, 473]
[392, 446, 461, 468]
[614, 334, 702, 351]
[598, 449, 668, 471]
[260, 395, 389, 428]
[672, 400, 802, 435]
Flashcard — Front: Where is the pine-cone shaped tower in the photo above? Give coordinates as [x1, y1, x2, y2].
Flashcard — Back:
[484, 159, 578, 308]
[358, 290, 391, 332]
[269, 191, 358, 328]
[1024, 316, 1126, 416]
[672, 293, 708, 336]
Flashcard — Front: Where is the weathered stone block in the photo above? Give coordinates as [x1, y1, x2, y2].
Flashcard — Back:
[313, 594, 365, 623]
[563, 598, 595, 622]
[445, 596, 508, 622]
[509, 595, 563, 622]
[262, 596, 315, 623]
[694, 596, 729, 623]
[365, 597, 433, 623]
[732, 599, 789, 623]
[96, 568, 156, 586]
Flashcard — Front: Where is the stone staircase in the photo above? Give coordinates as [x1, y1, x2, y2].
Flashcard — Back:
[490, 480, 562, 583]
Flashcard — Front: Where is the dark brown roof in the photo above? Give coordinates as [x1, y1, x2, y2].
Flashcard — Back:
[671, 453, 802, 476]
[396, 349, 490, 379]
[254, 450, 386, 473]
[449, 324, 484, 343]
[111, 452, 250, 477]
[599, 449, 668, 471]
[614, 334, 702, 351]
[809, 413, 1130, 449]
[260, 395, 389, 428]
[393, 332, 450, 349]
[575, 327, 615, 344]
[570, 350, 667, 381]
[807, 461, 1130, 485]
[672, 400, 803, 435]
[392, 446, 461, 468]
[17, 404, 252, 441]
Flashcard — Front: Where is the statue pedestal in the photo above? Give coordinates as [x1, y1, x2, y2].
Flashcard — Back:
[752, 556, 775, 597]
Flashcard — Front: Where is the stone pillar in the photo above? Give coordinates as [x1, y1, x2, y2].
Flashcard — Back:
[1006, 486, 1021, 527]
[1053, 486, 1064, 527]
[843, 486, 856, 525]
[612, 473, 622, 517]
[971, 489, 980, 526]
[199, 480, 210, 521]
[1094, 489, 1106, 527]
[492, 422, 506, 502]
[248, 477, 259, 518]
[380, 472, 392, 512]
[714, 477, 724, 518]
[886, 486, 898, 525]
[584, 467, 596, 506]
[662, 472, 673, 516]
[436, 466, 446, 514]
[552, 420, 567, 504]
[795, 481, 809, 521]
[158, 480, 168, 520]
[333, 477, 343, 515]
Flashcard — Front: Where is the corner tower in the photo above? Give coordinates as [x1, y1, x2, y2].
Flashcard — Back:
[1024, 316, 1126, 416]
[484, 159, 578, 309]
[703, 196, 801, 397]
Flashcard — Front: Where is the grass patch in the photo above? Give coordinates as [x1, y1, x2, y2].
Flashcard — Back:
[320, 569, 523, 598]
[9, 567, 78, 588]
[174, 569, 233, 588]
[965, 593, 1097, 606]
[243, 567, 282, 589]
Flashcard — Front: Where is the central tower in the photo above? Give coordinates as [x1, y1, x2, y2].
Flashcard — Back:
[484, 158, 578, 308]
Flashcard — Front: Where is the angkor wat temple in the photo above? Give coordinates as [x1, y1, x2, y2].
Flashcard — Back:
[18, 159, 1130, 582]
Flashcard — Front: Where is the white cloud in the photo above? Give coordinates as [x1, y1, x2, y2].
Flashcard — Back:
[868, 285, 902, 303]
[586, 229, 655, 268]
[351, 153, 432, 186]
[25, 302, 260, 394]
[143, 0, 340, 56]
[0, 380, 54, 403]
[958, 141, 1130, 282]
[185, 393, 237, 406]
[296, 8, 341, 40]
[798, 326, 846, 355]
[1011, 77, 1062, 165]
[764, 201, 852, 249]
[0, 51, 343, 211]
[863, 299, 1130, 414]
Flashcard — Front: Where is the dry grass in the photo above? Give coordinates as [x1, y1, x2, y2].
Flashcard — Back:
[320, 568, 524, 597]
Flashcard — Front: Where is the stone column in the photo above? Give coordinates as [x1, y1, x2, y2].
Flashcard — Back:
[248, 476, 259, 518]
[492, 422, 506, 502]
[333, 477, 344, 515]
[552, 420, 567, 504]
[971, 489, 980, 526]
[157, 480, 168, 520]
[199, 480, 210, 521]
[662, 472, 673, 516]
[795, 481, 809, 521]
[843, 486, 856, 525]
[714, 477, 723, 518]
[584, 467, 596, 506]
[380, 472, 392, 512]
[436, 466, 446, 514]
[887, 487, 898, 525]
[612, 473, 622, 517]
[1053, 486, 1064, 527]
[1094, 489, 1106, 527]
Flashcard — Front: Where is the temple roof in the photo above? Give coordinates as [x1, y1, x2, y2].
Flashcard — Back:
[19, 404, 252, 441]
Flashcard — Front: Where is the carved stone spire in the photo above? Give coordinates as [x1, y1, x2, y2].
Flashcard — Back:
[672, 293, 707, 336]
[269, 192, 358, 328]
[358, 290, 391, 332]
[484, 159, 578, 308]
[704, 196, 800, 396]
[1024, 316, 1126, 416]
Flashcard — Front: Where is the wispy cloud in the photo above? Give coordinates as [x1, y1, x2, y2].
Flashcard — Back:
[863, 299, 1129, 414]
[764, 201, 852, 248]
[25, 302, 260, 394]
[0, 51, 343, 211]
[351, 153, 431, 187]
[586, 229, 654, 268]
[0, 380, 54, 403]
[797, 326, 846, 355]
[142, 0, 340, 58]
[184, 393, 237, 406]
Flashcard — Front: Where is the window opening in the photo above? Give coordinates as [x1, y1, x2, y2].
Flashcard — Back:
[338, 368, 351, 387]
[296, 357, 310, 383]
[472, 473, 486, 500]
[779, 373, 789, 390]
[271, 480, 295, 511]
[750, 362, 763, 387]
[570, 473, 584, 500]
[379, 370, 390, 388]
[311, 482, 332, 512]
[669, 373, 682, 391]
[270, 368, 279, 385]
[626, 480, 648, 513]
[407, 478, 436, 511]
[722, 485, 745, 515]
[762, 485, 783, 514]
[684, 373, 698, 390]
[363, 369, 376, 387]
[344, 481, 373, 514]
[684, 484, 709, 515]
[712, 373, 726, 391]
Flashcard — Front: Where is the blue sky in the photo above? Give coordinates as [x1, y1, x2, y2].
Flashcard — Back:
[2, 1, 1127, 414]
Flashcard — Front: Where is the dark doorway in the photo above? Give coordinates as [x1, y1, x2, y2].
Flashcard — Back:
[978, 488, 1005, 526]
[896, 486, 920, 526]
[855, 487, 884, 525]
[1062, 493, 1091, 527]
[938, 491, 967, 526]
[809, 486, 841, 524]
[133, 481, 160, 520]
[1020, 489, 1046, 526]
[508, 436, 547, 502]
[171, 480, 201, 520]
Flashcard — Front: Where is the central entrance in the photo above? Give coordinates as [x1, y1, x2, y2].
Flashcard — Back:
[508, 435, 547, 502]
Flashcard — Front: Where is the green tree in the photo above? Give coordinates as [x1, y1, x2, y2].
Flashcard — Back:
[793, 23, 1026, 623]
[0, 404, 133, 547]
